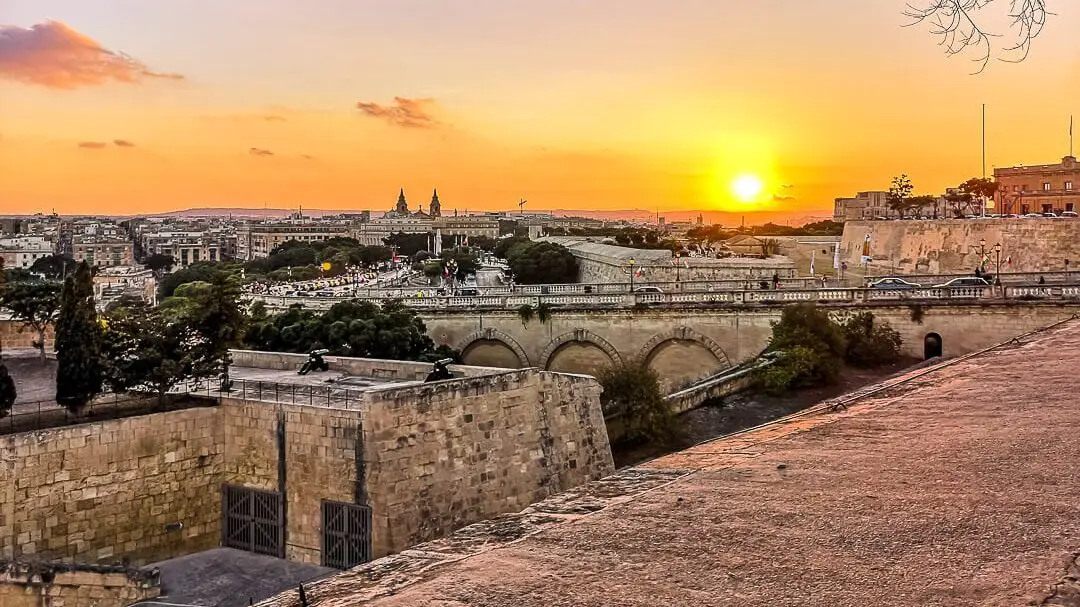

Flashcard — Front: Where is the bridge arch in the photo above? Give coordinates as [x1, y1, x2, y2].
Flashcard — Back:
[539, 329, 623, 375]
[636, 327, 732, 368]
[455, 328, 531, 368]
[637, 327, 733, 392]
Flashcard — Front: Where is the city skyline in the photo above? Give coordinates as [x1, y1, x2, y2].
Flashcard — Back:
[1, 1, 1078, 218]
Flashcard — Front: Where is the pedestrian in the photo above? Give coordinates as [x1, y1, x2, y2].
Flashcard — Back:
[820, 274, 828, 288]
[772, 272, 780, 290]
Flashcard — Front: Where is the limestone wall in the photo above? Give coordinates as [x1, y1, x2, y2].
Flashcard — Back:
[362, 369, 613, 557]
[218, 398, 360, 563]
[0, 561, 160, 607]
[840, 219, 1080, 275]
[0, 405, 223, 566]
[229, 349, 509, 380]
[427, 301, 1080, 386]
[1, 369, 613, 568]
[0, 319, 54, 351]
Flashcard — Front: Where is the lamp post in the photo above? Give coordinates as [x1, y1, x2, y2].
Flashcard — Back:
[626, 257, 637, 292]
[675, 252, 683, 285]
[1066, 259, 1071, 284]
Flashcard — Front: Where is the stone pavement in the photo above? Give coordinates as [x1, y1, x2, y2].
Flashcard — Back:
[260, 319, 1080, 607]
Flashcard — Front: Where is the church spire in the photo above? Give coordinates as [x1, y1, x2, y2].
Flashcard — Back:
[429, 188, 442, 217]
[395, 187, 408, 214]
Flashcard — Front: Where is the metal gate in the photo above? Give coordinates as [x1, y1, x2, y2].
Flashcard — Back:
[222, 485, 284, 558]
[321, 500, 372, 569]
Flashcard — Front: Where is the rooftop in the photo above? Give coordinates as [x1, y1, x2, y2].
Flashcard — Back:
[261, 319, 1080, 606]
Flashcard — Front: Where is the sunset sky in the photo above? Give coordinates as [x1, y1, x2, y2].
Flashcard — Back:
[1, 1, 1078, 219]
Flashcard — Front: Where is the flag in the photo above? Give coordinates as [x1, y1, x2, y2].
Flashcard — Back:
[463, 235, 469, 246]
[1006, 255, 1012, 267]
[809, 250, 816, 276]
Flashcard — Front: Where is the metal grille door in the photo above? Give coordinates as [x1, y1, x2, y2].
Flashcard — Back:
[222, 485, 284, 558]
[321, 500, 372, 569]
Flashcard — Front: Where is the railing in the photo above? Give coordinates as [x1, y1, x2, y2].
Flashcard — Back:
[0, 378, 377, 436]
[251, 284, 1080, 311]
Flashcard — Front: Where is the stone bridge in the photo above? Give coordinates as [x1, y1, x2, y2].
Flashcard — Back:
[422, 301, 1080, 393]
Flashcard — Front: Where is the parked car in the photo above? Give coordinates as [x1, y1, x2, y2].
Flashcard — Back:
[868, 277, 922, 289]
[931, 277, 990, 289]
[1043, 212, 1060, 218]
[635, 286, 664, 294]
[1062, 211, 1079, 218]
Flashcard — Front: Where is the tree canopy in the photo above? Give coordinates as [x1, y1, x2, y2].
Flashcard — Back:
[30, 254, 78, 280]
[55, 262, 103, 410]
[245, 299, 457, 362]
[0, 280, 62, 362]
[504, 241, 579, 284]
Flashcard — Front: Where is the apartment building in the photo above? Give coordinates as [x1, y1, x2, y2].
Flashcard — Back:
[994, 155, 1080, 215]
[0, 235, 54, 269]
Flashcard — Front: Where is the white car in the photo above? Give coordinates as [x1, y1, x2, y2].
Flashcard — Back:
[931, 277, 990, 289]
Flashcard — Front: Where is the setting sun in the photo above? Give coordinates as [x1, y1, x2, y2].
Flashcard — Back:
[732, 174, 764, 203]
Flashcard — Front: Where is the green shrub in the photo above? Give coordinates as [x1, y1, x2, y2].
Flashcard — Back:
[753, 346, 822, 396]
[840, 311, 902, 368]
[598, 363, 678, 444]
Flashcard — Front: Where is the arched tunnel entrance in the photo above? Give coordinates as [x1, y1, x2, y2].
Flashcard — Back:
[924, 333, 943, 360]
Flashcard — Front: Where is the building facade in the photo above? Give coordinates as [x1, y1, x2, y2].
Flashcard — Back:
[72, 238, 134, 268]
[994, 155, 1080, 215]
[0, 236, 54, 269]
[235, 223, 352, 260]
[834, 191, 947, 221]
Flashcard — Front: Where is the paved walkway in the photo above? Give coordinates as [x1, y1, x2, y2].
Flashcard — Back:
[261, 319, 1080, 606]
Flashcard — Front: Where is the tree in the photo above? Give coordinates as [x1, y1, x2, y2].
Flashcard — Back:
[142, 253, 175, 277]
[841, 312, 903, 368]
[55, 262, 103, 411]
[161, 271, 246, 389]
[102, 303, 208, 403]
[598, 363, 678, 444]
[439, 247, 479, 280]
[755, 303, 848, 394]
[0, 361, 15, 418]
[157, 261, 225, 298]
[888, 174, 914, 218]
[958, 177, 999, 215]
[243, 299, 455, 362]
[383, 232, 432, 257]
[30, 254, 77, 280]
[905, 1, 1050, 73]
[907, 194, 939, 218]
[505, 242, 579, 284]
[0, 280, 61, 362]
[468, 235, 499, 252]
[494, 236, 530, 260]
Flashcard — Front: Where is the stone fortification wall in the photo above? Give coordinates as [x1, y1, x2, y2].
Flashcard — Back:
[0, 319, 54, 351]
[0, 560, 160, 607]
[362, 370, 613, 557]
[0, 363, 612, 568]
[840, 219, 1080, 275]
[0, 406, 223, 566]
[539, 237, 796, 284]
[228, 349, 508, 380]
[218, 398, 360, 563]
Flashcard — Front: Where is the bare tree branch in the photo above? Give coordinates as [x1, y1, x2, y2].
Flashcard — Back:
[904, 0, 1050, 74]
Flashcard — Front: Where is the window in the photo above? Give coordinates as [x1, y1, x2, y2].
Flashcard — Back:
[1067, 181, 1074, 191]
[1013, 185, 1020, 192]
[1043, 182, 1052, 191]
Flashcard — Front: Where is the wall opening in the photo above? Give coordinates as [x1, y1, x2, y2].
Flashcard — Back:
[924, 333, 943, 360]
[222, 484, 284, 558]
[321, 500, 373, 569]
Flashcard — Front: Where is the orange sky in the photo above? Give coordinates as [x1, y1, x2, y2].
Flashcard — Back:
[1, 1, 1078, 219]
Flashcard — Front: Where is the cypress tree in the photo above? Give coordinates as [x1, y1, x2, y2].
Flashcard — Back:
[55, 262, 102, 412]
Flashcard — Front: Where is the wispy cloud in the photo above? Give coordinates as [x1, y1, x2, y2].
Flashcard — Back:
[113, 139, 135, 147]
[77, 141, 107, 149]
[300, 154, 315, 160]
[773, 194, 797, 201]
[355, 97, 438, 128]
[780, 184, 795, 189]
[249, 148, 274, 157]
[0, 21, 183, 89]
[262, 114, 287, 122]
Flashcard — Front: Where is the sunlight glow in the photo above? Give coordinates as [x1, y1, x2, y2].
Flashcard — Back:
[732, 174, 764, 202]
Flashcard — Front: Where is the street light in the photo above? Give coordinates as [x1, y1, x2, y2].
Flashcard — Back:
[675, 252, 683, 285]
[625, 257, 637, 292]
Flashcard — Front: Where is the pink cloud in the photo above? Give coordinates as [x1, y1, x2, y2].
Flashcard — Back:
[249, 148, 274, 157]
[356, 97, 438, 128]
[0, 21, 183, 89]
[77, 141, 107, 149]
